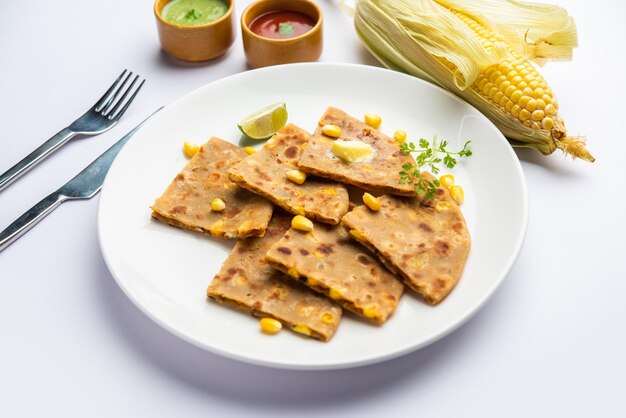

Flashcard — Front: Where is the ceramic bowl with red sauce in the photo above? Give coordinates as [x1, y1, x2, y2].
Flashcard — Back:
[241, 0, 323, 68]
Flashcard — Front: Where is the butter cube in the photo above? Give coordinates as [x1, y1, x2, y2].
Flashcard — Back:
[331, 140, 374, 163]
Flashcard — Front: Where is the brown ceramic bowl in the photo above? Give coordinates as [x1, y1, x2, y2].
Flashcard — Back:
[241, 0, 323, 68]
[154, 0, 235, 62]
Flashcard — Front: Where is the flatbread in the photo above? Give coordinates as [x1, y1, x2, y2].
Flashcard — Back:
[298, 107, 416, 196]
[207, 214, 342, 341]
[228, 124, 349, 224]
[265, 223, 404, 324]
[340, 185, 471, 304]
[151, 137, 273, 239]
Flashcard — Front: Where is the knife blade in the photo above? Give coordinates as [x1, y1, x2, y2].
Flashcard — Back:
[0, 108, 162, 253]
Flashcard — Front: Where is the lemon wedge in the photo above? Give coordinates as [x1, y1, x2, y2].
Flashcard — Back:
[237, 102, 288, 140]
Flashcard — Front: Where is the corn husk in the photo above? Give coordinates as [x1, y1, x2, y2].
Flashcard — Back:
[351, 0, 594, 161]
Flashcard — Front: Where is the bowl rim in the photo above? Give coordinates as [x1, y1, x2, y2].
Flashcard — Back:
[241, 0, 323, 43]
[154, 0, 235, 29]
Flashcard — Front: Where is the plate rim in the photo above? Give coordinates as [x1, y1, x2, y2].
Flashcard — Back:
[98, 62, 529, 370]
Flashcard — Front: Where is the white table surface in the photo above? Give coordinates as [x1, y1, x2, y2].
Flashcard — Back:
[1, 0, 624, 416]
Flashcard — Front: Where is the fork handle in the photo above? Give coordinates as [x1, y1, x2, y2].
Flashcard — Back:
[0, 192, 68, 253]
[0, 128, 75, 193]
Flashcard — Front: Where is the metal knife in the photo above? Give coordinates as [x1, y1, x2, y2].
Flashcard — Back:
[0, 108, 162, 253]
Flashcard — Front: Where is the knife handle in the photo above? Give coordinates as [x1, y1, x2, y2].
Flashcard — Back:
[0, 128, 75, 193]
[0, 192, 68, 253]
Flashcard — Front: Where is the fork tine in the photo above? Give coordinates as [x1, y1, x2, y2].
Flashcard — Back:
[108, 77, 145, 121]
[94, 70, 130, 112]
[99, 71, 133, 115]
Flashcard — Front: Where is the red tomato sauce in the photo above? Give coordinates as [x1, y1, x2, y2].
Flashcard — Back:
[249, 10, 316, 39]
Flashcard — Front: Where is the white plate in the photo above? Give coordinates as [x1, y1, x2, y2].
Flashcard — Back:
[98, 63, 527, 370]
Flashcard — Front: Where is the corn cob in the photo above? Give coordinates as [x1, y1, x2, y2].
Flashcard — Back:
[352, 0, 594, 162]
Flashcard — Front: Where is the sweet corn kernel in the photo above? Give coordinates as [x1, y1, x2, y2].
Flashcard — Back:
[293, 324, 312, 336]
[349, 229, 364, 240]
[439, 174, 455, 189]
[287, 267, 300, 278]
[519, 109, 531, 121]
[243, 146, 256, 155]
[393, 130, 407, 144]
[510, 90, 523, 103]
[518, 95, 531, 108]
[322, 124, 342, 138]
[362, 306, 378, 319]
[364, 112, 382, 128]
[363, 193, 381, 211]
[292, 215, 313, 232]
[211, 198, 225, 212]
[286, 169, 307, 185]
[435, 201, 453, 212]
[313, 249, 327, 258]
[542, 117, 554, 130]
[307, 277, 320, 287]
[504, 85, 517, 98]
[321, 313, 334, 324]
[260, 318, 282, 335]
[449, 185, 464, 205]
[323, 187, 336, 196]
[183, 141, 200, 158]
[531, 110, 545, 121]
[331, 140, 374, 163]
[498, 80, 511, 93]
[209, 219, 224, 234]
[329, 288, 344, 300]
[412, 252, 430, 269]
[545, 104, 556, 116]
[535, 99, 546, 110]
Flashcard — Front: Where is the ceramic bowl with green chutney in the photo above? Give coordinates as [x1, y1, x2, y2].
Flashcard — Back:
[154, 0, 235, 61]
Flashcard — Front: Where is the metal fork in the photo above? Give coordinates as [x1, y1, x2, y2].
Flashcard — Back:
[0, 69, 145, 193]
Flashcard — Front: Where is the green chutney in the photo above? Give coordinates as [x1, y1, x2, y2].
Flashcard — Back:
[162, 0, 228, 26]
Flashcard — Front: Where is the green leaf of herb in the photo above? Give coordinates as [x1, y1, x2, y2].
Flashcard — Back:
[185, 8, 200, 20]
[278, 22, 295, 35]
[397, 135, 472, 200]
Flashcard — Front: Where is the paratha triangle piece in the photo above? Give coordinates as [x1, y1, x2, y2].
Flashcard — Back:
[151, 137, 273, 239]
[298, 107, 416, 196]
[265, 222, 404, 324]
[228, 124, 349, 224]
[208, 213, 342, 341]
[341, 184, 471, 304]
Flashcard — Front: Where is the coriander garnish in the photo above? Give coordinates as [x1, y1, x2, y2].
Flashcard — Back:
[278, 22, 295, 36]
[184, 8, 200, 20]
[399, 136, 472, 200]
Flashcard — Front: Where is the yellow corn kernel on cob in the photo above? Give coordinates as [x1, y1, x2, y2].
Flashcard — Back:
[353, 0, 594, 162]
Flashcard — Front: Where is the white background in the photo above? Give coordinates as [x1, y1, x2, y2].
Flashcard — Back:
[0, 0, 624, 416]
